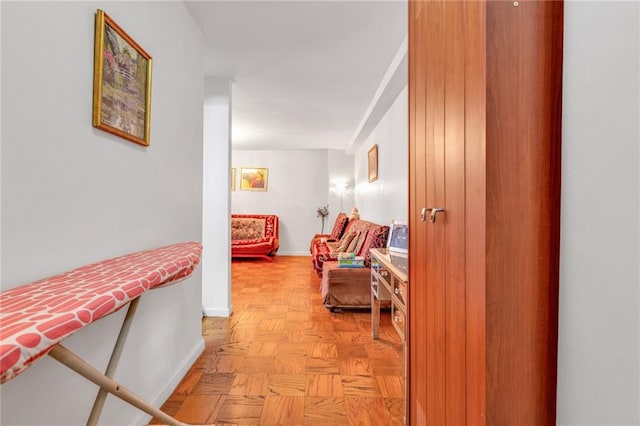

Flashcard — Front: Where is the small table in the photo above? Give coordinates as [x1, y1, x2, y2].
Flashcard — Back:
[370, 248, 408, 341]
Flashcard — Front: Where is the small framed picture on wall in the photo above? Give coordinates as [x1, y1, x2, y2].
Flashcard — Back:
[368, 144, 378, 182]
[240, 168, 268, 191]
[231, 168, 236, 191]
[92, 9, 152, 146]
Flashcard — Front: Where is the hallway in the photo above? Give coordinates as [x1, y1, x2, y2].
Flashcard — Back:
[151, 256, 404, 425]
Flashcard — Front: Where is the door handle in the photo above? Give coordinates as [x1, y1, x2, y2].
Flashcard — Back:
[420, 207, 444, 223]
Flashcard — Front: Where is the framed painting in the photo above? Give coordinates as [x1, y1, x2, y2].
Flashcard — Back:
[240, 168, 268, 191]
[231, 168, 236, 191]
[368, 144, 378, 182]
[93, 9, 152, 146]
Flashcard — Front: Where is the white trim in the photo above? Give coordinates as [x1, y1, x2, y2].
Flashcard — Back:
[130, 337, 205, 426]
[202, 306, 232, 317]
[276, 251, 311, 256]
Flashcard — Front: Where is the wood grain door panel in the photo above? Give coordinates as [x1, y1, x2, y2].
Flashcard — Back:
[443, 2, 467, 423]
[424, 1, 446, 424]
[485, 1, 563, 424]
[408, 0, 562, 425]
[463, 1, 487, 424]
[407, 0, 428, 422]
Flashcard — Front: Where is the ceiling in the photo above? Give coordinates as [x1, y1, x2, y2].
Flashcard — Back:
[184, 1, 407, 151]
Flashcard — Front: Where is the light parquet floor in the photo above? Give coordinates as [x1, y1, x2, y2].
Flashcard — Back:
[150, 256, 404, 425]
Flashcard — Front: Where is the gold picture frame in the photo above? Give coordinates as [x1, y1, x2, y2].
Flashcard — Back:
[240, 168, 268, 191]
[231, 168, 236, 191]
[93, 9, 152, 146]
[368, 144, 378, 182]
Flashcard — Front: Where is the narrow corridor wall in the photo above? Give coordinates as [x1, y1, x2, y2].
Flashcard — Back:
[1, 2, 205, 424]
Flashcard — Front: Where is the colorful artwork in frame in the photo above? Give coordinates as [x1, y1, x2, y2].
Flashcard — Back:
[92, 9, 152, 146]
[240, 168, 268, 191]
[368, 144, 378, 182]
[231, 168, 236, 191]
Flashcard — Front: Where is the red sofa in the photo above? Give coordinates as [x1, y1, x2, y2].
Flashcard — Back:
[231, 214, 279, 261]
[310, 218, 389, 309]
[309, 212, 349, 252]
[311, 218, 388, 275]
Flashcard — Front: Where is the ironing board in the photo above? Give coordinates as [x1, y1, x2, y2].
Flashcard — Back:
[0, 242, 203, 426]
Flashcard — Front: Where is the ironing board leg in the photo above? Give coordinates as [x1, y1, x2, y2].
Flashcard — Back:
[88, 297, 140, 426]
[48, 344, 188, 426]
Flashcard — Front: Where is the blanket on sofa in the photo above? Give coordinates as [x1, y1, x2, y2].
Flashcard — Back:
[231, 214, 279, 261]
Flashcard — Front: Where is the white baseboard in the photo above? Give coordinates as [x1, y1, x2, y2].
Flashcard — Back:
[203, 305, 233, 317]
[131, 337, 205, 426]
[277, 251, 311, 256]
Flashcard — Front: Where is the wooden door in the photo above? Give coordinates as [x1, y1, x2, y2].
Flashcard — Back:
[409, 1, 485, 424]
[407, 0, 427, 422]
[484, 2, 563, 423]
[408, 1, 562, 425]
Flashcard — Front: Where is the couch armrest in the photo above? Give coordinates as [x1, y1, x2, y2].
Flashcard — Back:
[309, 233, 334, 253]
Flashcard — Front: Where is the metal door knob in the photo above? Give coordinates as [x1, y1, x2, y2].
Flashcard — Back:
[420, 207, 445, 223]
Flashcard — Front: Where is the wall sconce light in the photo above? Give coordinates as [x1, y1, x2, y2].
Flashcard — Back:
[330, 182, 350, 211]
[333, 182, 348, 194]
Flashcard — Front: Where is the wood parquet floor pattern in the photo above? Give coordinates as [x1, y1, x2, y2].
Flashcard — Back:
[150, 256, 404, 426]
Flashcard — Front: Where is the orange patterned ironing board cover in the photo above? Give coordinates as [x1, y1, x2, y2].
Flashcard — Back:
[0, 242, 203, 384]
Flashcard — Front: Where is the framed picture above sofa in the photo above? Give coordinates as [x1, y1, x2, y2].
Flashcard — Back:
[240, 168, 268, 191]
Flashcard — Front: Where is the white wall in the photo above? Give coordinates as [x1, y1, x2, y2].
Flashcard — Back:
[327, 149, 355, 227]
[558, 2, 640, 425]
[232, 150, 328, 254]
[0, 1, 3, 286]
[354, 86, 408, 226]
[1, 2, 205, 425]
[202, 78, 232, 317]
